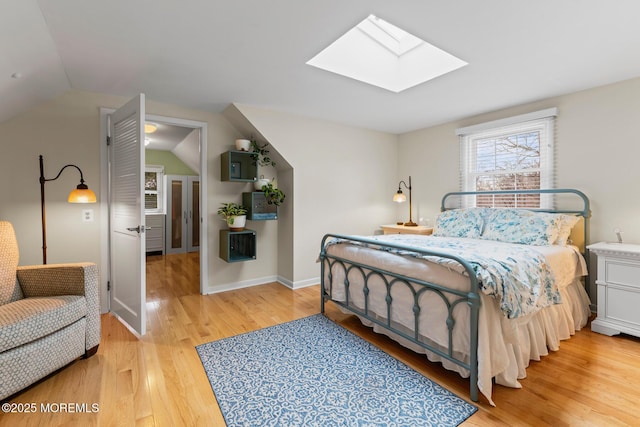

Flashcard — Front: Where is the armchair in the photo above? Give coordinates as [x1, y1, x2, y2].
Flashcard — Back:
[0, 221, 100, 400]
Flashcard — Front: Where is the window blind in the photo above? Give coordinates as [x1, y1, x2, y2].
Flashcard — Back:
[458, 109, 556, 208]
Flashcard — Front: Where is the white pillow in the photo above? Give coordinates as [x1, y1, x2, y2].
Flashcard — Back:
[555, 214, 581, 245]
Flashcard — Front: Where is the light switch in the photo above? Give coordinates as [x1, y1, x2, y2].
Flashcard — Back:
[82, 209, 94, 222]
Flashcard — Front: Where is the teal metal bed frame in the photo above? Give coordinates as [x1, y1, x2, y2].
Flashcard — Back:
[319, 188, 590, 403]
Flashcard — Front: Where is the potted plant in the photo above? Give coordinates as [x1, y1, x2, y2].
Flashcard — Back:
[235, 139, 251, 151]
[254, 175, 271, 191]
[261, 182, 286, 206]
[217, 202, 248, 231]
[250, 139, 276, 167]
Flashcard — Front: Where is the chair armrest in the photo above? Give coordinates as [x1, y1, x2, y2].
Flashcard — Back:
[17, 263, 98, 298]
[16, 263, 101, 351]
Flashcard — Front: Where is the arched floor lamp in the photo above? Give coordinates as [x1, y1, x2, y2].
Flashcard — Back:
[39, 154, 97, 264]
[393, 175, 417, 226]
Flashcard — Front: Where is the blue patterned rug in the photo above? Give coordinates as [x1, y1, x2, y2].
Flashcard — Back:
[196, 314, 477, 426]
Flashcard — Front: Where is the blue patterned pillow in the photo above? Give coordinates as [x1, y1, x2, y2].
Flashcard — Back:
[433, 208, 487, 238]
[481, 209, 562, 245]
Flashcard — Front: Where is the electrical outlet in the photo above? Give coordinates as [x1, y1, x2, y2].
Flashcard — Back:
[82, 209, 94, 222]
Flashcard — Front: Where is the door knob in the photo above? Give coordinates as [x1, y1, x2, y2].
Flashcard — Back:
[126, 225, 145, 233]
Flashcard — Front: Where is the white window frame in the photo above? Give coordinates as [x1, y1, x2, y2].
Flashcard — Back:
[144, 165, 165, 214]
[456, 108, 557, 208]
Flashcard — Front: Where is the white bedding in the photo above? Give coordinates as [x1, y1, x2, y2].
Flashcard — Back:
[323, 235, 591, 406]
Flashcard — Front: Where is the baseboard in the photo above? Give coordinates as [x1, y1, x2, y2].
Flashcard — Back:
[204, 276, 320, 294]
[203, 276, 278, 295]
[277, 276, 320, 290]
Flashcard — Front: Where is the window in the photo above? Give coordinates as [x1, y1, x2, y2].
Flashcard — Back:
[456, 108, 557, 208]
[145, 165, 165, 213]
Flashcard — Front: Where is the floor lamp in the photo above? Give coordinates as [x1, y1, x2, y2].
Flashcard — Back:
[39, 154, 97, 264]
[393, 175, 417, 226]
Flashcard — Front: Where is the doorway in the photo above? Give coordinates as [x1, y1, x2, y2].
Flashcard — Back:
[99, 107, 208, 321]
[145, 123, 201, 296]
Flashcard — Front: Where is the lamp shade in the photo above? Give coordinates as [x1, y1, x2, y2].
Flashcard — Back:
[68, 185, 97, 203]
[393, 191, 407, 203]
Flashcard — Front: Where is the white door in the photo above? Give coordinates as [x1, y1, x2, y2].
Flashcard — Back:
[108, 94, 146, 336]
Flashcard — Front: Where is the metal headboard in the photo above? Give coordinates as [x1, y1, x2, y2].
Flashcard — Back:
[440, 188, 591, 269]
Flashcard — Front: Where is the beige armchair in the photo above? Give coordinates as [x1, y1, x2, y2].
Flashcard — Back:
[0, 221, 100, 400]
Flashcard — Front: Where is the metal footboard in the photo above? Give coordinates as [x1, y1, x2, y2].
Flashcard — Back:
[319, 233, 481, 402]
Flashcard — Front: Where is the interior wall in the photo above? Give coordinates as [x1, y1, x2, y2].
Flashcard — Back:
[145, 149, 197, 175]
[276, 167, 294, 284]
[0, 90, 107, 266]
[5, 78, 631, 298]
[232, 104, 399, 285]
[398, 76, 640, 299]
[173, 129, 200, 174]
[0, 89, 286, 299]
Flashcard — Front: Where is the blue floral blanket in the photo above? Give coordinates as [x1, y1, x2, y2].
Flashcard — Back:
[326, 234, 560, 319]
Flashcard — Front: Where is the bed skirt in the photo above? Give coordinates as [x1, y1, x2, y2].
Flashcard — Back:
[340, 278, 591, 406]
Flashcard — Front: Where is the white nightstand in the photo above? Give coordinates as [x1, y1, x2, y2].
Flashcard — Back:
[380, 224, 433, 235]
[587, 242, 640, 337]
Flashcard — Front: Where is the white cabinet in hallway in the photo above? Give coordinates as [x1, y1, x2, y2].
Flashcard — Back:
[145, 214, 165, 254]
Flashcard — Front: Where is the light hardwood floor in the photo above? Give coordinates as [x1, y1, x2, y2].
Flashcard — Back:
[2, 252, 640, 426]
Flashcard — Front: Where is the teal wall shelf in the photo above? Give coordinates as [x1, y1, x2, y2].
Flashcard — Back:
[219, 229, 256, 262]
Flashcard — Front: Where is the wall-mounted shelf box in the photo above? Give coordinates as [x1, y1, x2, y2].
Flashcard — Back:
[221, 151, 257, 182]
[243, 192, 278, 220]
[219, 229, 256, 262]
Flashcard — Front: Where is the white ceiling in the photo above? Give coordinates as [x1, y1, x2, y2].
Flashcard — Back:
[144, 122, 194, 151]
[3, 1, 640, 134]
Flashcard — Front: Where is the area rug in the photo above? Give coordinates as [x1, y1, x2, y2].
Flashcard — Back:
[196, 314, 477, 427]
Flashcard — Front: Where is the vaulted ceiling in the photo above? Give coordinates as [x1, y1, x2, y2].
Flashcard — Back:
[3, 1, 640, 134]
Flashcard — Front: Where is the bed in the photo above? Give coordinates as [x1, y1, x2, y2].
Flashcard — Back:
[319, 189, 592, 405]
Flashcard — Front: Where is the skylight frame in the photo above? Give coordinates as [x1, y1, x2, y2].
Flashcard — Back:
[357, 15, 423, 57]
[306, 14, 468, 93]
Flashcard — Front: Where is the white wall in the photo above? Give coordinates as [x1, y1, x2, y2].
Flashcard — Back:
[399, 76, 640, 245]
[0, 90, 399, 303]
[173, 129, 201, 174]
[233, 104, 399, 285]
[4, 77, 632, 301]
[0, 90, 273, 303]
[398, 76, 640, 299]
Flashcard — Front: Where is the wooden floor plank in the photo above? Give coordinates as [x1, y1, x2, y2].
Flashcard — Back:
[2, 251, 640, 426]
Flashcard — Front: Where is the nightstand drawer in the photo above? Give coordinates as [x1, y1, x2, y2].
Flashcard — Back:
[606, 287, 640, 326]
[605, 259, 640, 288]
[380, 224, 433, 235]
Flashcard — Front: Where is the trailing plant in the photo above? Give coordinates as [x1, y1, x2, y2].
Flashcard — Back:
[217, 202, 247, 224]
[250, 139, 276, 167]
[261, 182, 286, 206]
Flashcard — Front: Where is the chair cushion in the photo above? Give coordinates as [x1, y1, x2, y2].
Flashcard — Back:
[0, 296, 87, 353]
[0, 221, 23, 305]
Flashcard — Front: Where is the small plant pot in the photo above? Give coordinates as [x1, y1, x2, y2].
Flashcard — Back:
[235, 139, 251, 151]
[227, 215, 247, 231]
[254, 177, 270, 191]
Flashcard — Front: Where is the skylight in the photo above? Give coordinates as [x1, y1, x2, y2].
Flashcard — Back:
[306, 15, 467, 93]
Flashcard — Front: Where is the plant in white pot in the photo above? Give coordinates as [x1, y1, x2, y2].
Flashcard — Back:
[217, 202, 247, 231]
[254, 175, 271, 191]
[235, 139, 251, 151]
